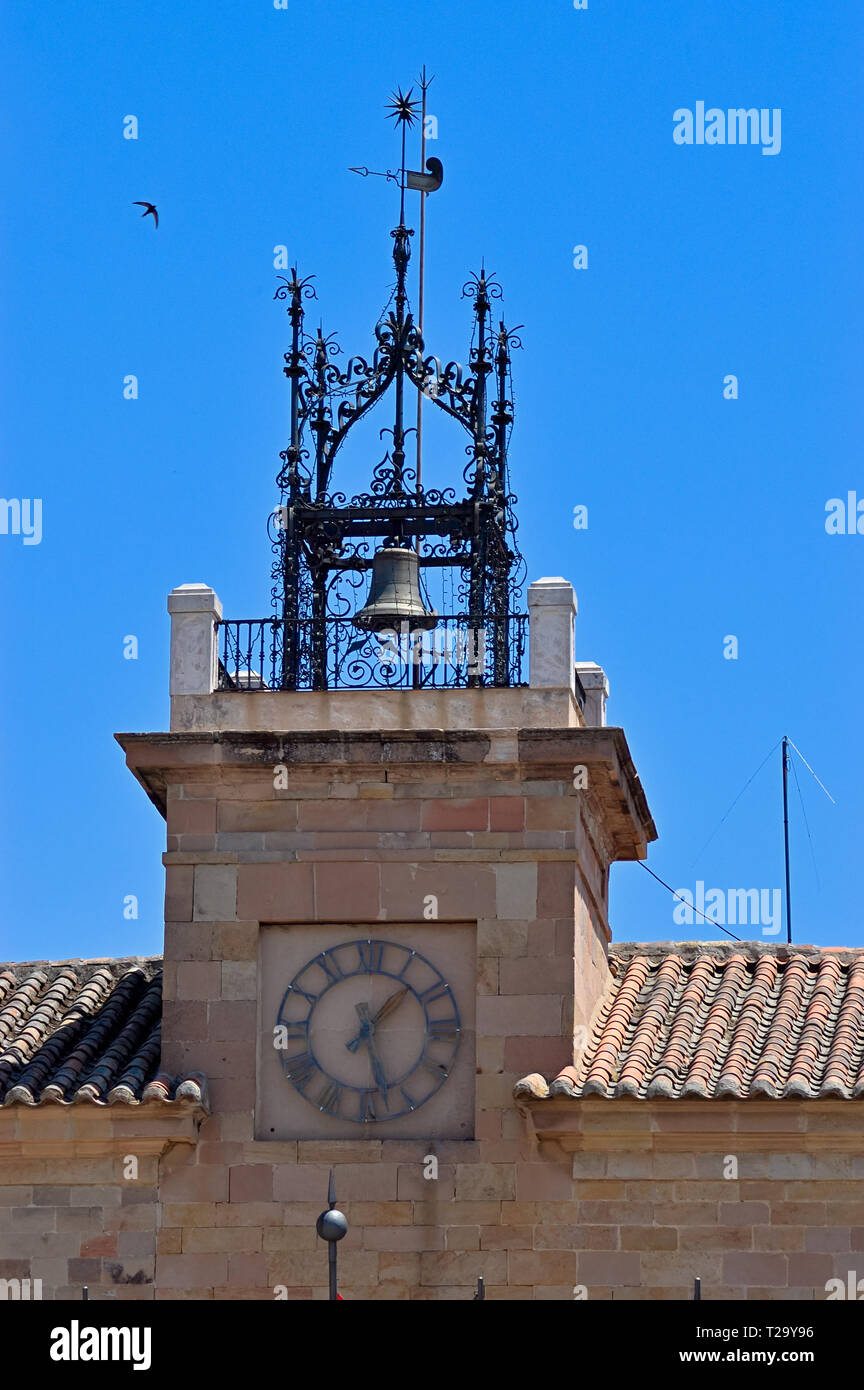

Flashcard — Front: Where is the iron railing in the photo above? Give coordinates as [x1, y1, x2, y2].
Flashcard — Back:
[573, 667, 586, 711]
[217, 614, 529, 692]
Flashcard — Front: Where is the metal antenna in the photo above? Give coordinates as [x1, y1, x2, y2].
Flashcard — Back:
[781, 737, 835, 946]
[415, 67, 435, 503]
[782, 736, 793, 944]
[384, 85, 421, 498]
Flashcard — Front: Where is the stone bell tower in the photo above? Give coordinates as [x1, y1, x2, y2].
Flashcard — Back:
[116, 87, 654, 1296]
[121, 574, 653, 1144]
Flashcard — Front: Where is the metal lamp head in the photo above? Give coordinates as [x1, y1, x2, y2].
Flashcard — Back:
[352, 546, 438, 633]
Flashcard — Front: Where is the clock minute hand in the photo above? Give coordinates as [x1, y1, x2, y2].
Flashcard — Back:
[366, 1038, 389, 1103]
[354, 1002, 389, 1102]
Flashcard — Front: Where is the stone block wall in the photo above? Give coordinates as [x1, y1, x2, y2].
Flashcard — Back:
[4, 1105, 864, 1299]
[0, 1180, 157, 1301]
[518, 1102, 864, 1300]
[0, 1108, 199, 1301]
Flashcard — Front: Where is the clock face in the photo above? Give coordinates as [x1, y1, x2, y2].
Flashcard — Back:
[275, 938, 461, 1124]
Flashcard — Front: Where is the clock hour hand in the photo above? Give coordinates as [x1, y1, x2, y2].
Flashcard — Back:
[345, 987, 409, 1053]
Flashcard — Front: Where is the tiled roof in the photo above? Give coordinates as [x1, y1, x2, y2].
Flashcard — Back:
[515, 944, 864, 1102]
[0, 957, 205, 1107]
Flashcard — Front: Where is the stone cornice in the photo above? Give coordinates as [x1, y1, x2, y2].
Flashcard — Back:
[116, 725, 657, 860]
[519, 1097, 864, 1152]
[0, 1100, 205, 1157]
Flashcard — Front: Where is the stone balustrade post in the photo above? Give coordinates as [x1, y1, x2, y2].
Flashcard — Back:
[168, 584, 222, 697]
[575, 661, 610, 727]
[528, 577, 577, 692]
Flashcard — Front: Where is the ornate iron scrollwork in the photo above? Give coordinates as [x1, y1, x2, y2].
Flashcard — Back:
[257, 97, 527, 692]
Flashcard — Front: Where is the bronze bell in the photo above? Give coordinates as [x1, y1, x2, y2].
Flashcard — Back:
[352, 547, 438, 633]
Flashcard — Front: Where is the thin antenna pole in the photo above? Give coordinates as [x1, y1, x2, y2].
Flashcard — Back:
[412, 69, 433, 696]
[782, 736, 792, 944]
[415, 68, 433, 508]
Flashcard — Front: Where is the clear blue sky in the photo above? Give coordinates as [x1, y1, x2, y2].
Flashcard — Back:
[1, 0, 861, 962]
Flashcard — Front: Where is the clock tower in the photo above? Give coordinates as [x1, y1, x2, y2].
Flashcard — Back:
[116, 86, 655, 1294]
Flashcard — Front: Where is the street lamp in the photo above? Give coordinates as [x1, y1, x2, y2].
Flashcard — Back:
[316, 1169, 348, 1301]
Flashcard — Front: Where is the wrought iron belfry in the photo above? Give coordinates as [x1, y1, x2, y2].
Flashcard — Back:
[263, 84, 526, 693]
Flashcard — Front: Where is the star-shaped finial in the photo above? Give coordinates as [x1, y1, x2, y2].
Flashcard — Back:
[385, 86, 420, 127]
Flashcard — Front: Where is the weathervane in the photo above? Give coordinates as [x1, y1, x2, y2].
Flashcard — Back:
[351, 79, 443, 200]
[350, 77, 444, 502]
[257, 79, 527, 696]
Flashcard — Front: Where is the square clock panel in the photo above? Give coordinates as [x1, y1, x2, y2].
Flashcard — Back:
[256, 923, 477, 1140]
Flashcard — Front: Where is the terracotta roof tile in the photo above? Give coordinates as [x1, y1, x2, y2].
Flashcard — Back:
[516, 943, 864, 1101]
[0, 957, 206, 1107]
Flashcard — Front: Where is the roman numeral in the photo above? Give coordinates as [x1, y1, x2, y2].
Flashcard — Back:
[316, 949, 344, 983]
[358, 940, 384, 974]
[418, 981, 450, 1006]
[284, 1052, 318, 1088]
[428, 1017, 460, 1040]
[281, 1022, 308, 1041]
[420, 1055, 450, 1081]
[318, 1081, 343, 1116]
[288, 984, 318, 1005]
[358, 1090, 377, 1122]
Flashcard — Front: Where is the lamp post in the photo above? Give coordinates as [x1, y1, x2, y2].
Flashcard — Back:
[316, 1169, 348, 1301]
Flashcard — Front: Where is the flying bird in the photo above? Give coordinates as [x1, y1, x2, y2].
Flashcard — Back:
[132, 201, 158, 229]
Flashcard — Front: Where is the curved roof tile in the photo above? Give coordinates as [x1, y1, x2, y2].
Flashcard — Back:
[517, 944, 864, 1102]
[0, 957, 205, 1108]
